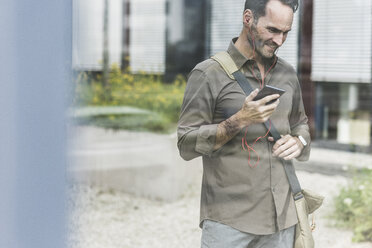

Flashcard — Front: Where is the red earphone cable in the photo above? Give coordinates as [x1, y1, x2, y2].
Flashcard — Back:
[242, 27, 276, 168]
[242, 120, 272, 168]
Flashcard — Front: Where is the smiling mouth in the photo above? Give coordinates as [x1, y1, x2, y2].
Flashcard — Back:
[266, 45, 277, 52]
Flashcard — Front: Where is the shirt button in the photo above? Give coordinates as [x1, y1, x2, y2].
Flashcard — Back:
[272, 187, 276, 193]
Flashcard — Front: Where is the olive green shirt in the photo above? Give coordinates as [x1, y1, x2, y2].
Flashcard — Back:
[177, 39, 311, 235]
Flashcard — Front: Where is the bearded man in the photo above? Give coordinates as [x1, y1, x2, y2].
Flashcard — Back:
[177, 0, 311, 247]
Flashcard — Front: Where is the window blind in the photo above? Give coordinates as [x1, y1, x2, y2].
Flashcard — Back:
[312, 0, 372, 83]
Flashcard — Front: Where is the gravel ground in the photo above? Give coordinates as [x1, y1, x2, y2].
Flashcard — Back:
[68, 170, 372, 248]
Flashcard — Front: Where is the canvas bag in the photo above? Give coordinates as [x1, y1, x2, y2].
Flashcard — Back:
[211, 51, 324, 248]
[294, 189, 324, 247]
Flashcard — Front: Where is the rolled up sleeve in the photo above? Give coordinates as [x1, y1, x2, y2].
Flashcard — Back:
[290, 80, 311, 161]
[177, 69, 218, 161]
[195, 124, 219, 154]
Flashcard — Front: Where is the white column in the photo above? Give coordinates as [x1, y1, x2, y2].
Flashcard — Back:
[0, 0, 70, 247]
[348, 84, 358, 112]
[0, 0, 17, 246]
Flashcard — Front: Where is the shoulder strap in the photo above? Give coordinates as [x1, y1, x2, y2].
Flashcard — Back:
[211, 51, 304, 199]
[212, 51, 255, 95]
[211, 51, 238, 80]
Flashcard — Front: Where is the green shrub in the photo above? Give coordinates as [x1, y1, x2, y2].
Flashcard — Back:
[73, 64, 186, 131]
[74, 113, 172, 133]
[333, 168, 372, 242]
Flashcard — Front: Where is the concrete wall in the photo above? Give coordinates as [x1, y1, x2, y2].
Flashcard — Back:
[68, 126, 202, 201]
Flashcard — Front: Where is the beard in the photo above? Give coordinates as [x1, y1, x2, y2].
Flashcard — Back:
[248, 24, 278, 61]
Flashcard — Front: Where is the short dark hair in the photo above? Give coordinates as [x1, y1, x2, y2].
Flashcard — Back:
[244, 0, 299, 20]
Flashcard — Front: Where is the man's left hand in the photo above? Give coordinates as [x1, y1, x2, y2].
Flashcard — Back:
[268, 135, 304, 160]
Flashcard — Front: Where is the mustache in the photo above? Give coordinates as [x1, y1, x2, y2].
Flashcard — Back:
[264, 42, 278, 49]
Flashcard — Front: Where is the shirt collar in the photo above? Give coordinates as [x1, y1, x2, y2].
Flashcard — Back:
[227, 37, 253, 70]
[227, 37, 277, 70]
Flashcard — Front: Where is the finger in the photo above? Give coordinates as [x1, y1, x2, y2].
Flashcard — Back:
[260, 100, 280, 115]
[246, 89, 259, 102]
[261, 108, 275, 118]
[267, 99, 280, 109]
[261, 101, 279, 114]
[273, 137, 296, 156]
[256, 110, 275, 123]
[258, 94, 280, 105]
[272, 135, 290, 151]
[276, 144, 299, 158]
[268, 136, 282, 143]
[283, 149, 301, 160]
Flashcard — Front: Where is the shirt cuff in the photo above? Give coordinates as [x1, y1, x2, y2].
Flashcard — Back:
[195, 124, 218, 156]
[291, 128, 311, 161]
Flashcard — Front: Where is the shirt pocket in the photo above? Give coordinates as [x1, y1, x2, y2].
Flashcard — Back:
[214, 87, 245, 121]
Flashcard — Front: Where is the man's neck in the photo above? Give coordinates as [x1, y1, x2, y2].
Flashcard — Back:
[235, 35, 255, 61]
[235, 34, 275, 78]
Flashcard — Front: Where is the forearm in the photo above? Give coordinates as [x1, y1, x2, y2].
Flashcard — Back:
[213, 111, 249, 151]
[291, 125, 311, 161]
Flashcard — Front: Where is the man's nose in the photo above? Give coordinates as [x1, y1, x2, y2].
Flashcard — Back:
[273, 33, 284, 47]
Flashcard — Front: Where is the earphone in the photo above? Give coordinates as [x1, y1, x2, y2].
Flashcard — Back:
[241, 17, 278, 168]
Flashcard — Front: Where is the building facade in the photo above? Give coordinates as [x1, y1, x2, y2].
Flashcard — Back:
[72, 0, 372, 150]
[312, 0, 372, 149]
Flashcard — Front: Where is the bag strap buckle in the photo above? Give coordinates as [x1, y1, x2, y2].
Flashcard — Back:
[294, 192, 304, 201]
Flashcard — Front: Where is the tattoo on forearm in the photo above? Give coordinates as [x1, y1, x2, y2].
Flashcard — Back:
[214, 117, 241, 150]
[224, 118, 239, 137]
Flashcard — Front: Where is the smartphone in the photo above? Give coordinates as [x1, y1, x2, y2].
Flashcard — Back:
[253, 85, 285, 105]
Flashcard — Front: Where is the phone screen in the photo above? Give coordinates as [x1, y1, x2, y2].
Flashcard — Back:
[253, 85, 285, 104]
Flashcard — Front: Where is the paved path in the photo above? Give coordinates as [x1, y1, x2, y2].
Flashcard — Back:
[68, 169, 372, 248]
[67, 127, 372, 247]
[294, 146, 372, 177]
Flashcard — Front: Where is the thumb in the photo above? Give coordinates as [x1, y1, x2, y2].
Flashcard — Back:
[268, 134, 284, 142]
[246, 88, 259, 101]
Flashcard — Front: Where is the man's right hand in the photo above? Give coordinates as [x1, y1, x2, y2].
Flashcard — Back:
[213, 89, 280, 151]
[236, 88, 280, 128]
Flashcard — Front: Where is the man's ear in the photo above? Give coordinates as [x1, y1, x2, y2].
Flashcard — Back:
[243, 9, 254, 27]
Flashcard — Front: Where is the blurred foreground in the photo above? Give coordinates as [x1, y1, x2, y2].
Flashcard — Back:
[67, 127, 372, 248]
[67, 170, 372, 248]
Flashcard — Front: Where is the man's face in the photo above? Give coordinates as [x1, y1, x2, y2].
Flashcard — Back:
[248, 0, 294, 59]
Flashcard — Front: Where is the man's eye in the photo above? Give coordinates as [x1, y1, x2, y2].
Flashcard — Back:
[268, 28, 278, 33]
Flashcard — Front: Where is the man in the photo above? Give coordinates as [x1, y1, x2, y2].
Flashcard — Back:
[177, 0, 311, 247]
